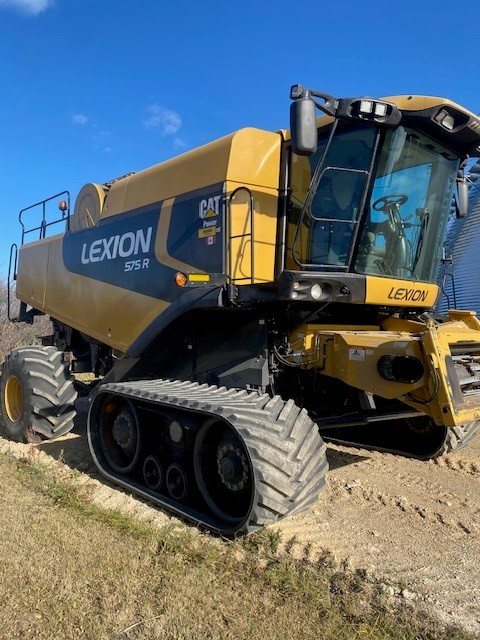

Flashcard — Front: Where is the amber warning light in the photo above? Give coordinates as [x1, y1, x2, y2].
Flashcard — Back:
[175, 272, 187, 287]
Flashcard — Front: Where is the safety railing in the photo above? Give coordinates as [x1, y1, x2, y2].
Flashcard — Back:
[19, 191, 70, 244]
[226, 187, 255, 285]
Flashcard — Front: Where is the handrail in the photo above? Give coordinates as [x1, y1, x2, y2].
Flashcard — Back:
[19, 190, 70, 244]
[7, 243, 18, 321]
[227, 187, 255, 285]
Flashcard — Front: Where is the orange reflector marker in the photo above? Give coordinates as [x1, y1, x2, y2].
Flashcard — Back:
[58, 200, 68, 212]
[175, 272, 187, 287]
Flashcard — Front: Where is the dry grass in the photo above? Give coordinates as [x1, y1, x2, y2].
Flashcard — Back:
[0, 280, 53, 363]
[0, 454, 473, 640]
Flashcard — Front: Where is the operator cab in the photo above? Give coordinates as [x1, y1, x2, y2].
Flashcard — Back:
[282, 86, 479, 304]
[288, 122, 457, 282]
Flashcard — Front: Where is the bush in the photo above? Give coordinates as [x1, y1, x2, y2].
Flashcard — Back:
[0, 278, 52, 363]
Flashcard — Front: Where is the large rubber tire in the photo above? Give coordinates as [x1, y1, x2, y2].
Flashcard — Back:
[0, 346, 77, 443]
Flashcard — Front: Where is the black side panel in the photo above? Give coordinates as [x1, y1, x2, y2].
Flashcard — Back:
[194, 313, 269, 388]
[127, 286, 224, 359]
[124, 308, 270, 391]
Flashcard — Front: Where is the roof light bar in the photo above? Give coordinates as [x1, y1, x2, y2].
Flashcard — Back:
[351, 98, 400, 124]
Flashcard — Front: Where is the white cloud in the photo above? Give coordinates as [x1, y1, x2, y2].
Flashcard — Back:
[144, 105, 181, 135]
[0, 0, 53, 15]
[92, 130, 111, 153]
[72, 114, 88, 125]
[173, 138, 187, 150]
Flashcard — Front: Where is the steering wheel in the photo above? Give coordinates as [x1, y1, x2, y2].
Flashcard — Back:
[373, 193, 408, 211]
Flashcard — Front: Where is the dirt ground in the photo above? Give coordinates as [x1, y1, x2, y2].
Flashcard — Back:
[276, 437, 480, 636]
[1, 400, 479, 636]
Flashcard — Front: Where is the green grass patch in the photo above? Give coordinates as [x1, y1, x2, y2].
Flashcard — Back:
[0, 453, 473, 640]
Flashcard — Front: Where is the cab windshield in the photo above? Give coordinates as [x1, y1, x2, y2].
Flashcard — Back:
[288, 123, 460, 283]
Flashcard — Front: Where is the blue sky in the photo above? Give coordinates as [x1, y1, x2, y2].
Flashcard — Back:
[0, 0, 478, 276]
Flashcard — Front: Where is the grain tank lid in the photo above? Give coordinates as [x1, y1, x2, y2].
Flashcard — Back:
[70, 183, 107, 231]
[100, 134, 238, 219]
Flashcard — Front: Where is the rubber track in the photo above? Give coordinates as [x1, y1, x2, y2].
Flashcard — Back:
[88, 379, 329, 536]
[323, 419, 480, 460]
[441, 421, 480, 455]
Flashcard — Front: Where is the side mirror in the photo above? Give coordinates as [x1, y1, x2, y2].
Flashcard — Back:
[290, 95, 317, 156]
[455, 172, 469, 218]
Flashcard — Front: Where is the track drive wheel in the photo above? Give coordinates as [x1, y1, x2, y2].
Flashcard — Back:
[0, 346, 77, 443]
[194, 397, 328, 533]
[96, 396, 141, 475]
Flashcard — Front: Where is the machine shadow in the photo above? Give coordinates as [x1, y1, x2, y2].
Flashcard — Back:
[36, 398, 98, 476]
[324, 445, 370, 470]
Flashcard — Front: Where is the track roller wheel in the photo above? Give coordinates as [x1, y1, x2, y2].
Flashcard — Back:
[0, 345, 77, 443]
[397, 416, 449, 459]
[166, 464, 188, 500]
[143, 455, 163, 491]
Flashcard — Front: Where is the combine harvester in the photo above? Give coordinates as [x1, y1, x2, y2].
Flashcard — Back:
[2, 86, 480, 536]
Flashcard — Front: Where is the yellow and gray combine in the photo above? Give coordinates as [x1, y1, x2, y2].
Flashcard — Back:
[2, 86, 480, 535]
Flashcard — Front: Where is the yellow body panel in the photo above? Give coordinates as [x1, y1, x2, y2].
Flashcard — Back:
[102, 127, 281, 284]
[16, 239, 49, 310]
[365, 276, 439, 308]
[227, 130, 281, 283]
[102, 135, 232, 219]
[290, 324, 425, 399]
[228, 182, 279, 284]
